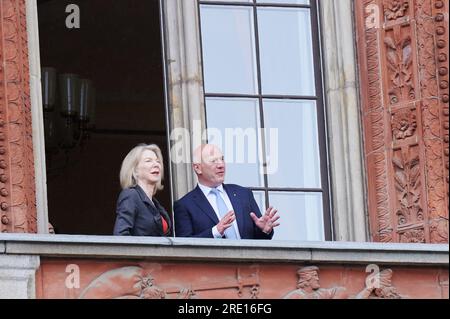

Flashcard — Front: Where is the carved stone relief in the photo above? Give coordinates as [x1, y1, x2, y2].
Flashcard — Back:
[384, 0, 410, 20]
[384, 25, 415, 104]
[416, 0, 449, 244]
[356, 0, 449, 243]
[78, 266, 261, 299]
[79, 266, 190, 299]
[36, 261, 447, 299]
[283, 266, 348, 299]
[392, 148, 421, 225]
[282, 265, 402, 299]
[75, 265, 405, 299]
[0, 0, 37, 233]
[358, 0, 393, 243]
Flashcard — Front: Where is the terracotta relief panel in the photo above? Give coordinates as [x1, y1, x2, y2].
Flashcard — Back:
[358, 0, 392, 242]
[35, 259, 448, 299]
[0, 0, 37, 233]
[427, 0, 449, 243]
[383, 0, 410, 21]
[392, 145, 427, 242]
[383, 23, 416, 105]
[356, 0, 449, 242]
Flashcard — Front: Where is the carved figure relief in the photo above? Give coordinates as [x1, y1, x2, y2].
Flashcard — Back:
[78, 266, 260, 299]
[78, 266, 177, 299]
[283, 266, 347, 299]
[283, 266, 402, 299]
[36, 260, 448, 299]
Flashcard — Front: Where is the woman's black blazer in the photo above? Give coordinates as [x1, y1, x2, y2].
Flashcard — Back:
[113, 185, 172, 236]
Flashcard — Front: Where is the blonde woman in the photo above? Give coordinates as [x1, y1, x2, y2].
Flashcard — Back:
[113, 144, 172, 236]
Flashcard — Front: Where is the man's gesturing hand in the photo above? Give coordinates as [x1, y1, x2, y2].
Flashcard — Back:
[250, 206, 280, 234]
[217, 210, 236, 236]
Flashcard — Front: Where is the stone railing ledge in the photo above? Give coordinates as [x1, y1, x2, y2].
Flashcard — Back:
[0, 233, 448, 266]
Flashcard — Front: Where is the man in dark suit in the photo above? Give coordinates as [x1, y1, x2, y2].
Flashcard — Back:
[174, 144, 280, 239]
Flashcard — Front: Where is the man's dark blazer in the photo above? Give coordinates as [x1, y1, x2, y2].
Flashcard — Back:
[113, 185, 172, 236]
[174, 184, 273, 239]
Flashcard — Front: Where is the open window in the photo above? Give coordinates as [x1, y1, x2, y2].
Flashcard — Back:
[37, 0, 171, 235]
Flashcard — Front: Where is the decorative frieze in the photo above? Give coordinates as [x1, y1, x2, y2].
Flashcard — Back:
[36, 260, 443, 299]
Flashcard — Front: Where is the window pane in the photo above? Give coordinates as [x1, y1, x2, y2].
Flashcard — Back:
[263, 99, 321, 188]
[206, 97, 264, 187]
[258, 7, 315, 96]
[202, 0, 253, 2]
[270, 192, 324, 241]
[256, 0, 309, 4]
[200, 5, 258, 94]
[252, 191, 266, 213]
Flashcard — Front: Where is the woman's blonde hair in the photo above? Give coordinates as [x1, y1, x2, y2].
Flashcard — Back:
[120, 143, 164, 194]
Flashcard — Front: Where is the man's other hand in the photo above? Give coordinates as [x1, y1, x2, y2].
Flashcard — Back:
[250, 206, 280, 234]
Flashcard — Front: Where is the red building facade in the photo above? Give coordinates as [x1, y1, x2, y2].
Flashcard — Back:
[0, 0, 448, 299]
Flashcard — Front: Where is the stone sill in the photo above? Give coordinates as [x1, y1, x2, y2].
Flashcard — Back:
[0, 234, 448, 266]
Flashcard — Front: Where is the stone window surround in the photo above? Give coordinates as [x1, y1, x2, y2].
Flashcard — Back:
[27, 0, 367, 241]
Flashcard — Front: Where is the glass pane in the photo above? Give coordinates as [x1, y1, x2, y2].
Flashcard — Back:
[263, 99, 321, 188]
[206, 97, 264, 187]
[256, 0, 309, 4]
[202, 0, 253, 2]
[269, 192, 324, 241]
[258, 7, 315, 96]
[252, 191, 266, 214]
[200, 5, 258, 94]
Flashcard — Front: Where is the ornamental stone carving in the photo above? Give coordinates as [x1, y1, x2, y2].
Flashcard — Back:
[356, 0, 449, 243]
[78, 266, 261, 299]
[283, 266, 402, 299]
[283, 266, 348, 299]
[0, 0, 37, 233]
